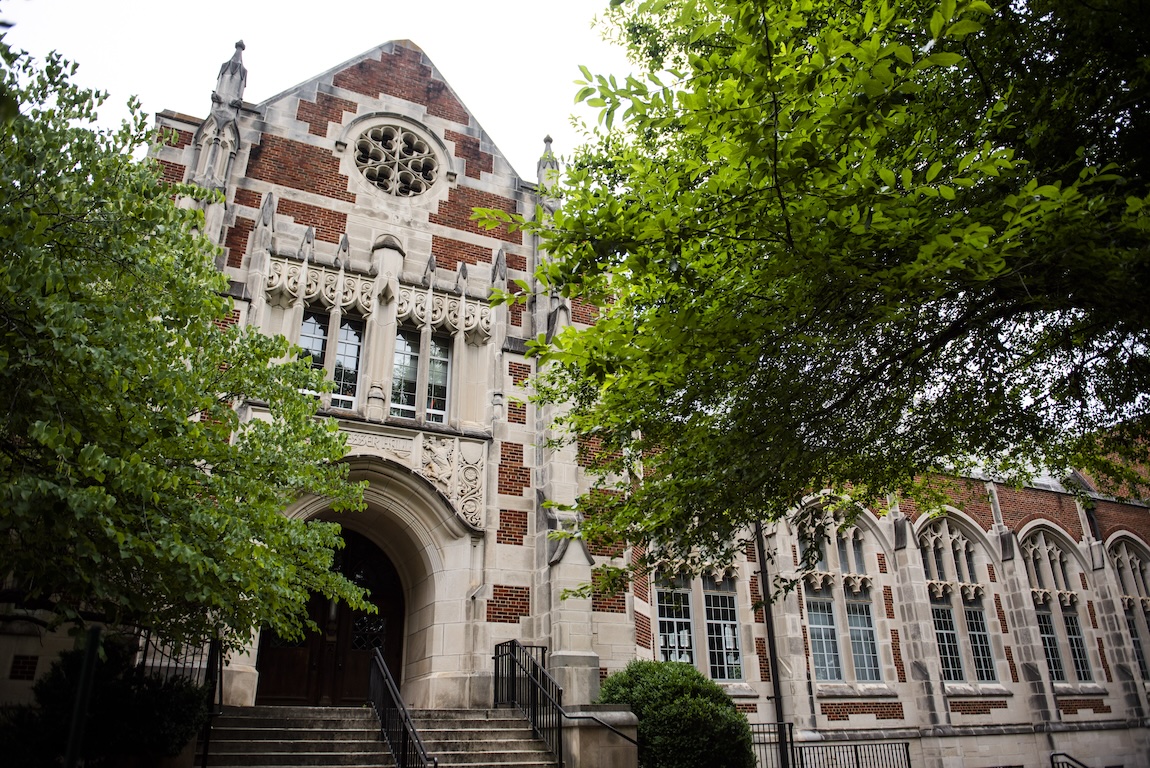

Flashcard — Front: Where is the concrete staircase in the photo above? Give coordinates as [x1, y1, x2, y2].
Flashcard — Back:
[411, 708, 558, 767]
[197, 706, 557, 768]
[198, 706, 393, 767]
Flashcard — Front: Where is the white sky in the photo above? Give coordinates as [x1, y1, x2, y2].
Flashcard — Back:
[2, 0, 632, 180]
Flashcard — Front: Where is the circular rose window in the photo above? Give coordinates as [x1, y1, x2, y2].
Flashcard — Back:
[354, 125, 439, 197]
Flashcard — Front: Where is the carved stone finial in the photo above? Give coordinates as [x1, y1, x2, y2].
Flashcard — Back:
[335, 234, 350, 268]
[423, 254, 437, 288]
[491, 248, 507, 285]
[297, 227, 315, 262]
[213, 41, 248, 108]
[537, 135, 559, 186]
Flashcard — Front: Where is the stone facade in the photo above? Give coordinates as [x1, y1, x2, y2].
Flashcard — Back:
[1, 40, 1148, 768]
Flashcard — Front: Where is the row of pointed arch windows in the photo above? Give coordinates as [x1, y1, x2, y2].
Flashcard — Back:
[796, 507, 1150, 689]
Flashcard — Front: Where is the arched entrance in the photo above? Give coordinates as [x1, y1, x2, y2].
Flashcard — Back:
[255, 529, 405, 705]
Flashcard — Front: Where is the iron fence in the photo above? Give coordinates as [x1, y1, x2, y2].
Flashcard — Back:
[752, 725, 911, 768]
[368, 648, 437, 768]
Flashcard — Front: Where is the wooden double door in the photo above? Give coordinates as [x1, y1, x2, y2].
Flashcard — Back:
[255, 529, 405, 706]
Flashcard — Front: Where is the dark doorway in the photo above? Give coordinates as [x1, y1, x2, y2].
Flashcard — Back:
[255, 529, 405, 705]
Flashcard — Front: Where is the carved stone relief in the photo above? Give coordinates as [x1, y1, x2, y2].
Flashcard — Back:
[343, 426, 485, 529]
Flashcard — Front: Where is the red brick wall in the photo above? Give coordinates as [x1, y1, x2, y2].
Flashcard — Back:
[635, 612, 652, 649]
[487, 585, 530, 623]
[247, 134, 355, 203]
[497, 509, 527, 546]
[507, 400, 526, 425]
[509, 361, 531, 386]
[876, 552, 888, 574]
[883, 586, 895, 619]
[755, 637, 772, 682]
[234, 188, 262, 209]
[750, 574, 766, 623]
[506, 251, 527, 272]
[332, 45, 468, 124]
[498, 442, 530, 497]
[950, 699, 1008, 715]
[157, 159, 186, 184]
[1005, 645, 1019, 683]
[821, 701, 904, 721]
[995, 594, 1009, 633]
[1094, 498, 1150, 545]
[632, 545, 649, 603]
[224, 216, 254, 268]
[432, 234, 492, 272]
[213, 309, 241, 330]
[891, 628, 906, 682]
[735, 703, 758, 714]
[297, 92, 358, 137]
[592, 588, 626, 613]
[900, 477, 993, 526]
[577, 434, 621, 470]
[1057, 698, 1111, 715]
[987, 562, 997, 582]
[571, 296, 599, 325]
[996, 485, 1084, 539]
[1098, 637, 1112, 682]
[277, 198, 348, 244]
[429, 187, 521, 244]
[445, 129, 493, 180]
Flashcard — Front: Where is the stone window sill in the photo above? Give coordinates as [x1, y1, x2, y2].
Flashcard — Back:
[815, 682, 898, 698]
[943, 683, 1013, 697]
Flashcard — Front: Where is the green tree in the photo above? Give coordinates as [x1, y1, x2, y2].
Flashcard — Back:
[0, 42, 368, 649]
[485, 0, 1150, 573]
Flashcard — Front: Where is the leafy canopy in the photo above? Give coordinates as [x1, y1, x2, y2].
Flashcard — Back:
[0, 41, 368, 649]
[482, 0, 1150, 574]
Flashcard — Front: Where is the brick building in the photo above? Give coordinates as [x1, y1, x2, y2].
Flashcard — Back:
[3, 40, 1149, 768]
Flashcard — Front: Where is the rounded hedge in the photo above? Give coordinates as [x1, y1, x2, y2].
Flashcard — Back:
[598, 660, 755, 768]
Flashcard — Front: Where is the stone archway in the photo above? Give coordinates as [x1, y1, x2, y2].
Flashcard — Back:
[255, 529, 405, 705]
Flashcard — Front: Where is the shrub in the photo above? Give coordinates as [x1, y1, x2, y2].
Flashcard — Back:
[598, 660, 755, 768]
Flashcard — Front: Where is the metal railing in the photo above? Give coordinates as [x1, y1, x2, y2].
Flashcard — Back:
[494, 640, 565, 764]
[751, 722, 794, 768]
[368, 648, 438, 768]
[1051, 753, 1089, 768]
[493, 640, 638, 768]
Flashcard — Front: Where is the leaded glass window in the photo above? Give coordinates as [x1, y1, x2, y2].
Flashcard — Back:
[846, 601, 881, 681]
[808, 599, 842, 681]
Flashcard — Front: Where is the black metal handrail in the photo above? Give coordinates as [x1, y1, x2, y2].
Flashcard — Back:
[198, 637, 224, 768]
[1052, 753, 1090, 768]
[494, 640, 637, 768]
[369, 648, 437, 768]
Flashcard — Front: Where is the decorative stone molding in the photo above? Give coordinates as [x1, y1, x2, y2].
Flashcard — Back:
[396, 284, 492, 343]
[959, 582, 986, 601]
[842, 573, 873, 595]
[342, 425, 486, 528]
[927, 580, 954, 599]
[266, 256, 376, 314]
[1032, 588, 1052, 606]
[1056, 589, 1078, 607]
[1142, 596, 1150, 612]
[264, 256, 492, 343]
[804, 571, 835, 592]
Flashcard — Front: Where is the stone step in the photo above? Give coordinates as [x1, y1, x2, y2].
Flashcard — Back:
[432, 750, 555, 765]
[205, 739, 385, 754]
[207, 727, 380, 742]
[199, 705, 556, 768]
[419, 728, 538, 742]
[199, 750, 393, 767]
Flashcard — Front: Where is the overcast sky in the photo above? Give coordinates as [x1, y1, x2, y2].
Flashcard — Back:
[3, 0, 633, 180]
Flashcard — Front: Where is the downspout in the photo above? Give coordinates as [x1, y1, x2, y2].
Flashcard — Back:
[754, 520, 790, 768]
